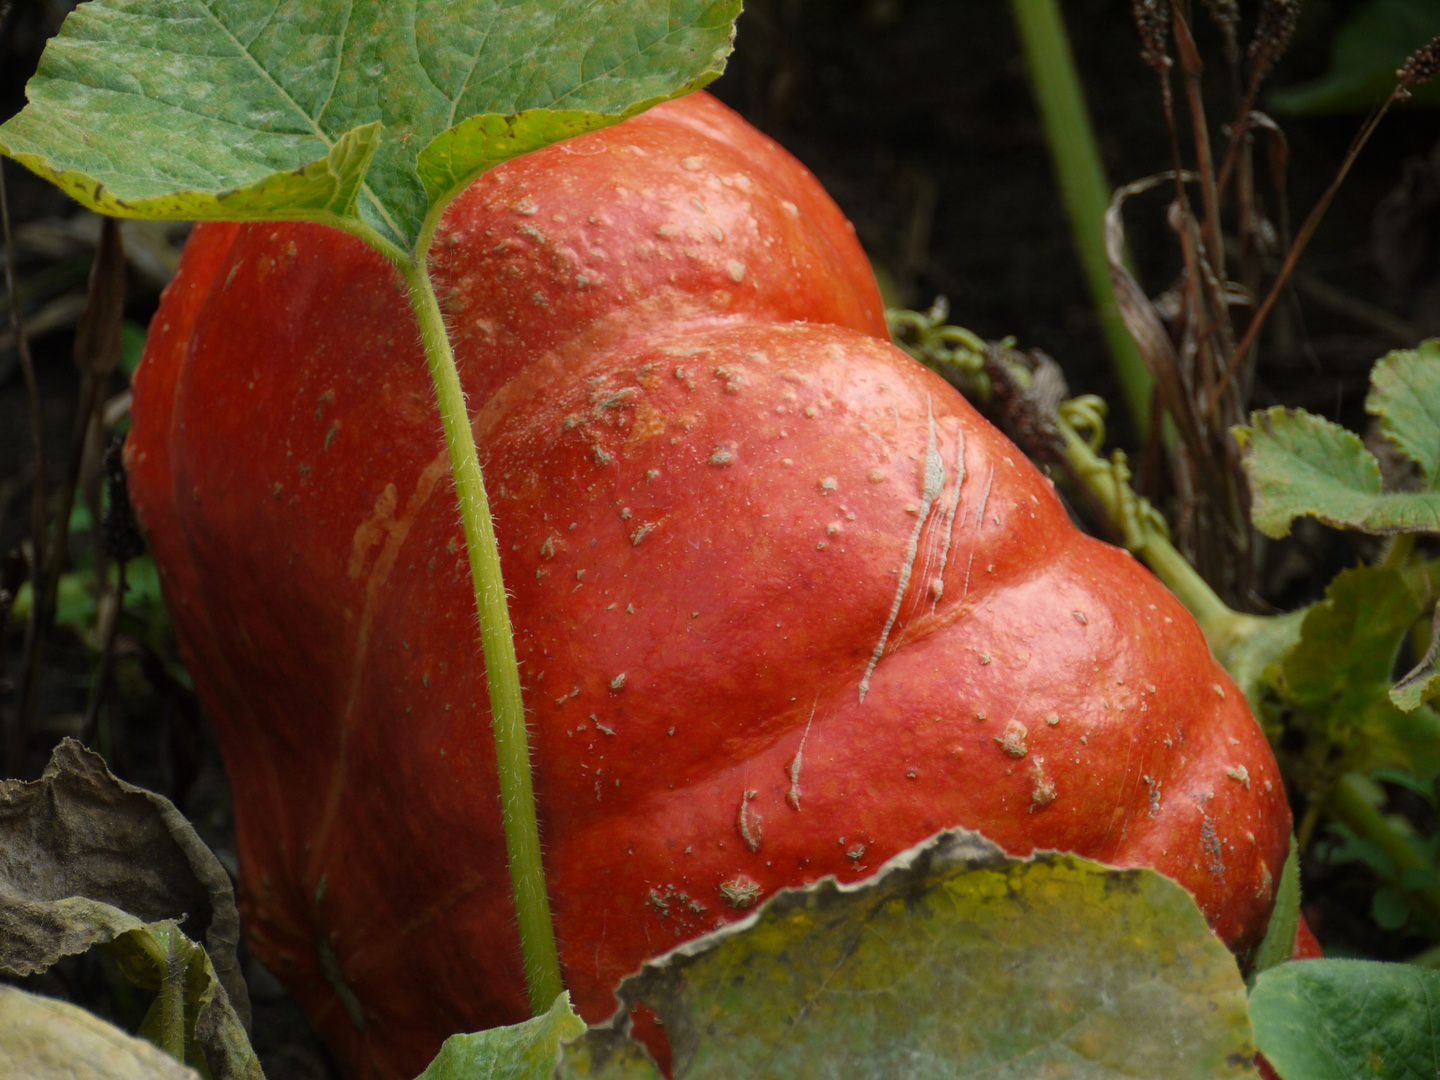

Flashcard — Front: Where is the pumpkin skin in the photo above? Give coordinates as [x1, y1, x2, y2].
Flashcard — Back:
[126, 92, 1291, 1079]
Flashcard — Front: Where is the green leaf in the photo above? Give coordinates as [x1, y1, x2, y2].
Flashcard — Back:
[1401, 865, 1440, 892]
[1282, 567, 1421, 707]
[0, 984, 199, 1080]
[1212, 607, 1308, 718]
[1372, 887, 1411, 930]
[0, 0, 740, 252]
[558, 830, 1256, 1080]
[1279, 566, 1440, 778]
[414, 992, 586, 1080]
[0, 740, 260, 1079]
[1234, 407, 1440, 538]
[1367, 340, 1440, 487]
[1372, 766, 1439, 800]
[416, 110, 627, 206]
[1250, 960, 1440, 1078]
[1392, 605, 1440, 712]
[553, 1028, 661, 1080]
[1318, 824, 1399, 879]
[1269, 0, 1440, 115]
[1250, 837, 1302, 981]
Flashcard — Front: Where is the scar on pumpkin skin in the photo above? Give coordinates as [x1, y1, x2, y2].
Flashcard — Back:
[737, 789, 762, 852]
[960, 463, 995, 606]
[1030, 756, 1057, 809]
[859, 399, 945, 702]
[347, 482, 397, 580]
[787, 699, 818, 810]
[897, 422, 966, 654]
[928, 429, 966, 614]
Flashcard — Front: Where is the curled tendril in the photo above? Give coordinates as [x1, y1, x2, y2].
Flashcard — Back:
[887, 301, 990, 399]
[1057, 395, 1108, 452]
[888, 307, 1169, 553]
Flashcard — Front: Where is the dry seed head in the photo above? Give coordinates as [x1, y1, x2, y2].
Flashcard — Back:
[1198, 0, 1240, 66]
[1399, 34, 1440, 89]
[1246, 0, 1300, 83]
[1131, 0, 1171, 74]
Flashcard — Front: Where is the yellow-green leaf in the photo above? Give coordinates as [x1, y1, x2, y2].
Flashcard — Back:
[0, 985, 199, 1080]
[414, 992, 586, 1080]
[557, 830, 1256, 1080]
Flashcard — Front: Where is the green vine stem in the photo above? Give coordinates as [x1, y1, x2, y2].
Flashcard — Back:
[1008, 0, 1152, 435]
[398, 252, 563, 1015]
[1050, 405, 1267, 653]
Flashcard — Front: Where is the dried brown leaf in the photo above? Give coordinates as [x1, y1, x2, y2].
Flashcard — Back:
[0, 739, 248, 1029]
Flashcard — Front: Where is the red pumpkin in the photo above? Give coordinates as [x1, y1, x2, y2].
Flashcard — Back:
[127, 92, 1291, 1078]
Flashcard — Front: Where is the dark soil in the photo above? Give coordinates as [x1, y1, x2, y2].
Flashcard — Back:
[3, 0, 1436, 1072]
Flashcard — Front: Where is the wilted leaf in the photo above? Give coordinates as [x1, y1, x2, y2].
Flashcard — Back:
[1268, 0, 1440, 114]
[0, 740, 243, 1010]
[0, 0, 739, 252]
[1235, 407, 1440, 538]
[0, 739, 260, 1078]
[1249, 837, 1301, 981]
[0, 984, 198, 1080]
[1250, 960, 1440, 1079]
[1367, 340, 1440, 487]
[558, 830, 1257, 1080]
[552, 1027, 660, 1080]
[1279, 567, 1440, 778]
[110, 920, 261, 1079]
[415, 992, 587, 1080]
[1104, 174, 1221, 499]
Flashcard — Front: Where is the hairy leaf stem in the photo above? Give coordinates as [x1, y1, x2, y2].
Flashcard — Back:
[151, 928, 188, 1061]
[398, 251, 563, 1016]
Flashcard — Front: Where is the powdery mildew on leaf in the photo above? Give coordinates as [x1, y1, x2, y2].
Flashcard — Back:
[557, 830, 1256, 1080]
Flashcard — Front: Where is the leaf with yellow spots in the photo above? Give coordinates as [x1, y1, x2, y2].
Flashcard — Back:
[552, 829, 1254, 1080]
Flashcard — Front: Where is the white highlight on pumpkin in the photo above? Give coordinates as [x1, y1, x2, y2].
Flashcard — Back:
[859, 400, 945, 702]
